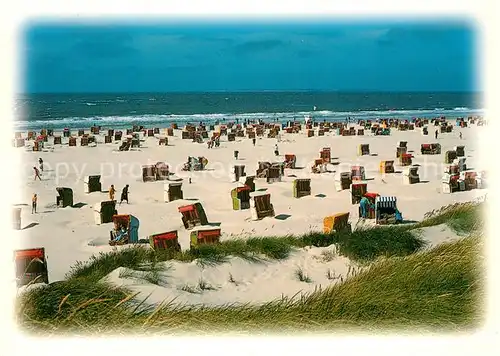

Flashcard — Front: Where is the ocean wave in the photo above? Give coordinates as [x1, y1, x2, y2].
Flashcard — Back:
[453, 107, 469, 111]
[85, 102, 96, 106]
[13, 108, 485, 130]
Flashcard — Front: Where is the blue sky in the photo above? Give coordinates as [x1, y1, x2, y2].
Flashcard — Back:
[22, 20, 477, 93]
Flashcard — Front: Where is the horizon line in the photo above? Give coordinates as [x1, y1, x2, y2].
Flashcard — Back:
[17, 90, 483, 95]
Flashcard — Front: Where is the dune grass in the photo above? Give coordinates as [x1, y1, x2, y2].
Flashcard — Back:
[16, 201, 485, 334]
[17, 233, 484, 334]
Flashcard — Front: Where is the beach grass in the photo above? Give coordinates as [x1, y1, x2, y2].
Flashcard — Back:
[17, 232, 484, 334]
[16, 201, 484, 334]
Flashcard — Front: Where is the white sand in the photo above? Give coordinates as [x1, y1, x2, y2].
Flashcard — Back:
[12, 123, 486, 303]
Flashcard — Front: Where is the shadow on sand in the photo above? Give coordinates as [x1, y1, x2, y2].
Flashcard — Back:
[22, 222, 39, 230]
[274, 214, 292, 221]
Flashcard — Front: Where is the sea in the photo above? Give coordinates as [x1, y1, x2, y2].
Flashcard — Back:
[14, 91, 484, 131]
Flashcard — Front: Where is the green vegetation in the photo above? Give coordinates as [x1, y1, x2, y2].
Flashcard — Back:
[16, 201, 485, 335]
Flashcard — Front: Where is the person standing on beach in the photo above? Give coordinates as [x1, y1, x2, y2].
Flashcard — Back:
[120, 185, 129, 204]
[435, 129, 438, 139]
[32, 194, 37, 214]
[38, 158, 44, 172]
[274, 144, 279, 156]
[33, 166, 41, 181]
[109, 185, 116, 201]
[252, 137, 256, 146]
[459, 132, 463, 139]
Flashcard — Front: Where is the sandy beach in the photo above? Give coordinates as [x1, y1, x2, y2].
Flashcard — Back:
[12, 120, 486, 305]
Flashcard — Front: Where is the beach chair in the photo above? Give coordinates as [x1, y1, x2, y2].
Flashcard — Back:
[455, 145, 465, 157]
[80, 136, 89, 146]
[453, 157, 467, 172]
[232, 165, 246, 182]
[250, 192, 275, 220]
[444, 164, 460, 175]
[114, 131, 123, 141]
[320, 147, 331, 163]
[131, 138, 140, 148]
[375, 196, 398, 225]
[142, 165, 156, 182]
[323, 212, 351, 234]
[462, 171, 478, 190]
[228, 133, 236, 141]
[420, 143, 441, 155]
[68, 137, 77, 147]
[231, 185, 251, 210]
[178, 202, 208, 230]
[104, 135, 112, 144]
[334, 172, 352, 192]
[164, 182, 183, 202]
[266, 165, 282, 183]
[396, 146, 407, 158]
[444, 150, 458, 164]
[56, 187, 74, 208]
[403, 166, 420, 184]
[190, 227, 221, 249]
[243, 176, 256, 192]
[63, 129, 71, 138]
[399, 153, 413, 166]
[109, 214, 140, 245]
[284, 154, 296, 169]
[293, 179, 311, 198]
[166, 128, 174, 136]
[441, 173, 460, 193]
[12, 138, 25, 147]
[311, 159, 326, 174]
[118, 141, 131, 151]
[256, 162, 270, 177]
[351, 165, 366, 181]
[78, 129, 85, 136]
[358, 144, 370, 156]
[379, 160, 395, 174]
[53, 136, 62, 145]
[94, 201, 117, 225]
[357, 129, 364, 135]
[84, 175, 102, 193]
[351, 183, 367, 204]
[307, 129, 314, 138]
[147, 129, 154, 137]
[150, 231, 181, 252]
[318, 129, 325, 136]
[13, 207, 21, 230]
[14, 248, 49, 287]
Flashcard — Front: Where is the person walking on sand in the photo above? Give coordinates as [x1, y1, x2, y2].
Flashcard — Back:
[109, 184, 116, 201]
[119, 184, 129, 204]
[38, 158, 44, 172]
[435, 129, 438, 139]
[252, 137, 256, 146]
[33, 166, 41, 181]
[459, 131, 463, 140]
[32, 194, 37, 214]
[274, 144, 279, 156]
